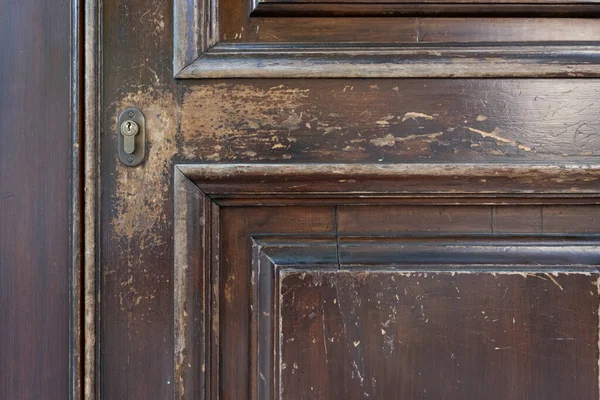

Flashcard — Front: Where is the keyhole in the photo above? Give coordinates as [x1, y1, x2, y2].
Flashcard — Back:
[121, 120, 139, 137]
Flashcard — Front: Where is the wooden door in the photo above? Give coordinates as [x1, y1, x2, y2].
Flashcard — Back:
[91, 0, 600, 398]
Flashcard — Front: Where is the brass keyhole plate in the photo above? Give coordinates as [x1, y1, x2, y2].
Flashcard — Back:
[117, 108, 146, 167]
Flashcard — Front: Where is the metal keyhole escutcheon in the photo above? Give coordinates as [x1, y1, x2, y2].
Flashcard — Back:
[117, 108, 145, 166]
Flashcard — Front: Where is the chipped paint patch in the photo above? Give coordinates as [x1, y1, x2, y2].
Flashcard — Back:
[402, 112, 434, 122]
[181, 84, 309, 140]
[111, 86, 176, 245]
[180, 84, 310, 161]
[370, 132, 443, 147]
[466, 127, 532, 151]
[370, 134, 396, 147]
[397, 132, 443, 143]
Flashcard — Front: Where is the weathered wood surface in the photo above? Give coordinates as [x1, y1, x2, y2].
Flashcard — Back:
[174, 0, 600, 77]
[179, 163, 600, 196]
[177, 81, 600, 161]
[171, 183, 600, 399]
[280, 270, 599, 400]
[99, 0, 600, 397]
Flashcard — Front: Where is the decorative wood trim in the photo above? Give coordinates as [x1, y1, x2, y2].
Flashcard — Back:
[174, 167, 216, 400]
[83, 0, 101, 397]
[173, 162, 600, 399]
[179, 163, 600, 199]
[173, 0, 600, 78]
[250, 237, 338, 400]
[250, 2, 600, 17]
[174, 167, 223, 400]
[175, 42, 600, 79]
[71, 0, 83, 398]
[249, 235, 600, 400]
[173, 0, 219, 76]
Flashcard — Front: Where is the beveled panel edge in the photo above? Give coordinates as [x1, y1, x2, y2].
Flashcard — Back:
[251, 235, 600, 400]
[251, 237, 338, 400]
[172, 0, 600, 78]
[177, 163, 600, 199]
[174, 167, 220, 400]
[338, 235, 600, 267]
[250, 2, 600, 17]
[174, 0, 219, 75]
[176, 42, 600, 78]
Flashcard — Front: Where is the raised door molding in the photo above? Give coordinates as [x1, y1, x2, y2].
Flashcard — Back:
[173, 0, 600, 78]
[173, 163, 600, 399]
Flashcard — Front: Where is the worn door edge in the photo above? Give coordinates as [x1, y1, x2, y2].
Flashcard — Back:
[79, 0, 101, 398]
[70, 0, 83, 398]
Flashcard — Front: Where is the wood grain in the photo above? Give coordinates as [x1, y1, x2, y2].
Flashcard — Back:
[171, 166, 600, 399]
[279, 270, 599, 399]
[219, 206, 336, 400]
[174, 0, 600, 77]
[100, 0, 600, 397]
[0, 0, 73, 398]
[338, 205, 600, 234]
[180, 163, 600, 197]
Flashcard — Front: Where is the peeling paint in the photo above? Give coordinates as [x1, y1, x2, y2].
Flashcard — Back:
[370, 134, 396, 147]
[370, 132, 444, 147]
[111, 86, 177, 244]
[546, 273, 565, 291]
[466, 127, 532, 151]
[181, 84, 311, 161]
[402, 112, 434, 122]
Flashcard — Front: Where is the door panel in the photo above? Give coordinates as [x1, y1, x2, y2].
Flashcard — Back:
[280, 270, 598, 400]
[174, 0, 600, 77]
[172, 165, 600, 399]
[177, 80, 600, 162]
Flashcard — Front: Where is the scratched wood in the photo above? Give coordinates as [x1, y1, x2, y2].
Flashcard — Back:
[218, 207, 336, 400]
[174, 0, 600, 77]
[178, 80, 600, 162]
[279, 270, 599, 400]
[171, 189, 600, 399]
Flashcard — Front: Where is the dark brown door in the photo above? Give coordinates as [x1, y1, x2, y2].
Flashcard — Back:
[95, 0, 600, 399]
[1, 1, 75, 399]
